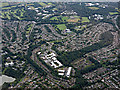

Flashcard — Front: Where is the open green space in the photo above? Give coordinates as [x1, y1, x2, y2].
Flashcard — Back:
[39, 2, 47, 7]
[67, 16, 80, 23]
[11, 5, 16, 8]
[2, 7, 11, 10]
[27, 24, 33, 31]
[50, 16, 69, 21]
[81, 17, 90, 23]
[56, 24, 67, 30]
[88, 7, 99, 10]
[48, 3, 53, 5]
[2, 7, 26, 20]
[2, 2, 9, 7]
[13, 14, 21, 20]
[62, 16, 69, 21]
[109, 12, 119, 15]
[50, 16, 58, 20]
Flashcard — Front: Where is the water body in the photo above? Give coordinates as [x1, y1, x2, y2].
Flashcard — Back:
[0, 75, 16, 89]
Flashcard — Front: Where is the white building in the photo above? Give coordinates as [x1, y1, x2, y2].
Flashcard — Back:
[58, 73, 64, 76]
[66, 67, 72, 77]
[37, 52, 41, 55]
[50, 60, 63, 68]
[58, 69, 65, 72]
[5, 61, 14, 67]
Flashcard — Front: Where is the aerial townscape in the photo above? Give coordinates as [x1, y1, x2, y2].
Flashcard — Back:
[0, 1, 120, 89]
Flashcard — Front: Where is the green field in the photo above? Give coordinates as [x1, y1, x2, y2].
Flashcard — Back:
[14, 14, 21, 20]
[81, 17, 90, 23]
[11, 5, 16, 8]
[6, 13, 11, 20]
[2, 7, 25, 20]
[62, 16, 69, 21]
[67, 16, 80, 22]
[52, 8, 58, 11]
[109, 12, 119, 15]
[39, 2, 47, 7]
[57, 24, 67, 30]
[2, 7, 11, 10]
[88, 7, 99, 10]
[2, 3, 9, 7]
[27, 24, 33, 31]
[50, 16, 69, 22]
[50, 16, 58, 20]
[48, 3, 53, 5]
[26, 24, 33, 35]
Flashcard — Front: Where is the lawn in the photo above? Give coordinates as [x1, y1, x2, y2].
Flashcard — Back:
[50, 16, 58, 20]
[88, 7, 99, 10]
[26, 24, 33, 35]
[109, 12, 119, 15]
[20, 8, 25, 17]
[53, 8, 58, 11]
[2, 7, 11, 10]
[2, 7, 26, 20]
[48, 3, 53, 5]
[67, 19, 80, 22]
[27, 24, 33, 31]
[2, 3, 9, 7]
[11, 6, 16, 8]
[67, 16, 80, 22]
[6, 14, 11, 20]
[50, 16, 69, 21]
[39, 2, 47, 7]
[13, 14, 21, 20]
[57, 24, 67, 30]
[81, 17, 90, 23]
[62, 16, 69, 21]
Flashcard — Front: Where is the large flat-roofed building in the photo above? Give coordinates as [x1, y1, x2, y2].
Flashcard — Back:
[66, 67, 72, 77]
[58, 73, 64, 76]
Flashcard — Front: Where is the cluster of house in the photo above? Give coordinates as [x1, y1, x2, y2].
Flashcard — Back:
[61, 10, 77, 15]
[83, 67, 119, 88]
[85, 2, 108, 9]
[85, 3, 99, 6]
[28, 7, 39, 12]
[38, 52, 72, 77]
[27, 3, 55, 20]
[5, 61, 14, 67]
[91, 14, 104, 20]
